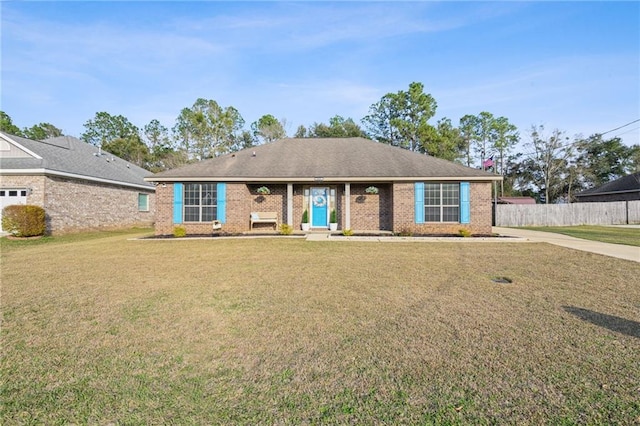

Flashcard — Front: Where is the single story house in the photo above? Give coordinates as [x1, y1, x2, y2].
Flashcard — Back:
[147, 137, 500, 235]
[575, 172, 640, 202]
[0, 131, 155, 234]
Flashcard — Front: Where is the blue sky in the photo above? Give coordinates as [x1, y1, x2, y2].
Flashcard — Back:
[2, 1, 639, 148]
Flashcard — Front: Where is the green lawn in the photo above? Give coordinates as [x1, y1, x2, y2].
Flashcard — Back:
[2, 231, 639, 424]
[521, 225, 640, 247]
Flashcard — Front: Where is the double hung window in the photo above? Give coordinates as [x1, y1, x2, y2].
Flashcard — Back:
[424, 183, 460, 222]
[184, 183, 217, 222]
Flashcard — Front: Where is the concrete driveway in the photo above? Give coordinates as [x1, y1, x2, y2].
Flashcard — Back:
[493, 227, 640, 263]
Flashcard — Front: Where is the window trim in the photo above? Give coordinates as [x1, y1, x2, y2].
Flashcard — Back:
[183, 183, 218, 223]
[138, 193, 150, 212]
[422, 182, 461, 223]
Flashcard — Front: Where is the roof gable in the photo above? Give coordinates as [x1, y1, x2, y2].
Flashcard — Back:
[149, 137, 499, 182]
[0, 134, 42, 159]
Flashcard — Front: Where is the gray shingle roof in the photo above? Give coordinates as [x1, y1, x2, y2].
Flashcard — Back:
[575, 172, 640, 197]
[0, 132, 154, 189]
[149, 137, 499, 182]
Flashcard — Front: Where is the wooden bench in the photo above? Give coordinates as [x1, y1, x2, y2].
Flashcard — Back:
[250, 212, 278, 230]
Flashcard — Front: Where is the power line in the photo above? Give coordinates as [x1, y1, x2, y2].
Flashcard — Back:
[599, 119, 640, 136]
[611, 125, 640, 138]
[513, 119, 640, 159]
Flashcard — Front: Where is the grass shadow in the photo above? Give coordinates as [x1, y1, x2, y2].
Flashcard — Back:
[563, 306, 640, 339]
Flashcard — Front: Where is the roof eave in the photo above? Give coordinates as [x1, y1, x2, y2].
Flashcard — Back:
[2, 168, 155, 191]
[145, 175, 502, 183]
[575, 188, 640, 197]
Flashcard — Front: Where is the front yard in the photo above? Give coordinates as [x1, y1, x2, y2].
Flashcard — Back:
[1, 231, 639, 424]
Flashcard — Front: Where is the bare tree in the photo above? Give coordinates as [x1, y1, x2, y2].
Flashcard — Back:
[527, 125, 572, 204]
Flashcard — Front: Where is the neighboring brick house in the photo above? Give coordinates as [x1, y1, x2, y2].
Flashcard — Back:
[0, 131, 155, 234]
[147, 137, 500, 236]
[575, 172, 640, 202]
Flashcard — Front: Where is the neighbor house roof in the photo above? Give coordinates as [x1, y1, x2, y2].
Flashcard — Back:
[0, 132, 154, 190]
[496, 197, 536, 205]
[148, 137, 500, 182]
[575, 172, 640, 198]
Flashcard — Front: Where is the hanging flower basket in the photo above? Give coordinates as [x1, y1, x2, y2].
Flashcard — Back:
[365, 186, 379, 194]
[256, 186, 271, 195]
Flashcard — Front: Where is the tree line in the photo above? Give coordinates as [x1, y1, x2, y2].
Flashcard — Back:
[1, 82, 638, 203]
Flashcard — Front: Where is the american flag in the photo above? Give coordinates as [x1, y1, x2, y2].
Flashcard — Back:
[482, 156, 494, 169]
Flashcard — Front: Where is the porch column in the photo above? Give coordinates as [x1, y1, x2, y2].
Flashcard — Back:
[287, 183, 293, 226]
[344, 183, 351, 230]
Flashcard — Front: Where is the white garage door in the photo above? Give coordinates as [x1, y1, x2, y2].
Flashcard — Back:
[0, 189, 28, 232]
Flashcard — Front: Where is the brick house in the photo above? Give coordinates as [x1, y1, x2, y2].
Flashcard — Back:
[147, 137, 500, 236]
[0, 131, 155, 234]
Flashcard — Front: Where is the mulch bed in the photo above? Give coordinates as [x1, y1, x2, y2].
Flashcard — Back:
[140, 233, 511, 239]
[5, 235, 44, 240]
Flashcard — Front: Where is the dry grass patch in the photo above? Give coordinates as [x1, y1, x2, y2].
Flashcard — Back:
[2, 233, 639, 424]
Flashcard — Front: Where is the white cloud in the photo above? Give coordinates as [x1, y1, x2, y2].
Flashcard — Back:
[2, 2, 637, 147]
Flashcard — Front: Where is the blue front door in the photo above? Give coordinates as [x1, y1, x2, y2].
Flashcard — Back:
[311, 187, 328, 227]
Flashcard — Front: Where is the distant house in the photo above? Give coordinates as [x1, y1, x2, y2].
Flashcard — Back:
[146, 137, 501, 235]
[575, 172, 640, 203]
[495, 196, 536, 205]
[0, 132, 155, 234]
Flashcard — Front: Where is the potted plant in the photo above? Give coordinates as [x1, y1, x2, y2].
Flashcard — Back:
[301, 209, 310, 231]
[365, 186, 379, 194]
[329, 209, 338, 231]
[256, 186, 271, 195]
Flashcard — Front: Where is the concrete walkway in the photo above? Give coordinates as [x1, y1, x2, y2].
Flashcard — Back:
[492, 227, 639, 263]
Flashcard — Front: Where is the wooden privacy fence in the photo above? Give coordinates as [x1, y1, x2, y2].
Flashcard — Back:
[495, 200, 640, 226]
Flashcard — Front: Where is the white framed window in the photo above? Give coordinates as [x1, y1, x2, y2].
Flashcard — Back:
[138, 193, 150, 212]
[424, 183, 459, 222]
[184, 183, 217, 222]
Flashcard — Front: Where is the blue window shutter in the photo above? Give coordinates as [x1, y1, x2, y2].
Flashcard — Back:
[414, 182, 424, 224]
[460, 182, 470, 224]
[173, 183, 183, 224]
[217, 182, 226, 223]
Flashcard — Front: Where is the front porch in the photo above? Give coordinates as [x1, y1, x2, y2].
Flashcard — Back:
[246, 182, 393, 233]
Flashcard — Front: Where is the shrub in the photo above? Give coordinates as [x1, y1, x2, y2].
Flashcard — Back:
[396, 227, 413, 237]
[173, 226, 186, 238]
[458, 228, 472, 238]
[330, 209, 337, 223]
[1, 205, 46, 237]
[302, 209, 309, 224]
[279, 224, 293, 235]
[342, 229, 354, 236]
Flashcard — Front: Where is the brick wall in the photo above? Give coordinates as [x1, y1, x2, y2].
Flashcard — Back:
[349, 184, 393, 231]
[469, 182, 493, 234]
[292, 186, 305, 230]
[392, 182, 492, 235]
[247, 184, 286, 231]
[45, 176, 155, 234]
[154, 183, 174, 235]
[1, 174, 155, 234]
[156, 183, 287, 235]
[0, 175, 47, 207]
[155, 180, 493, 235]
